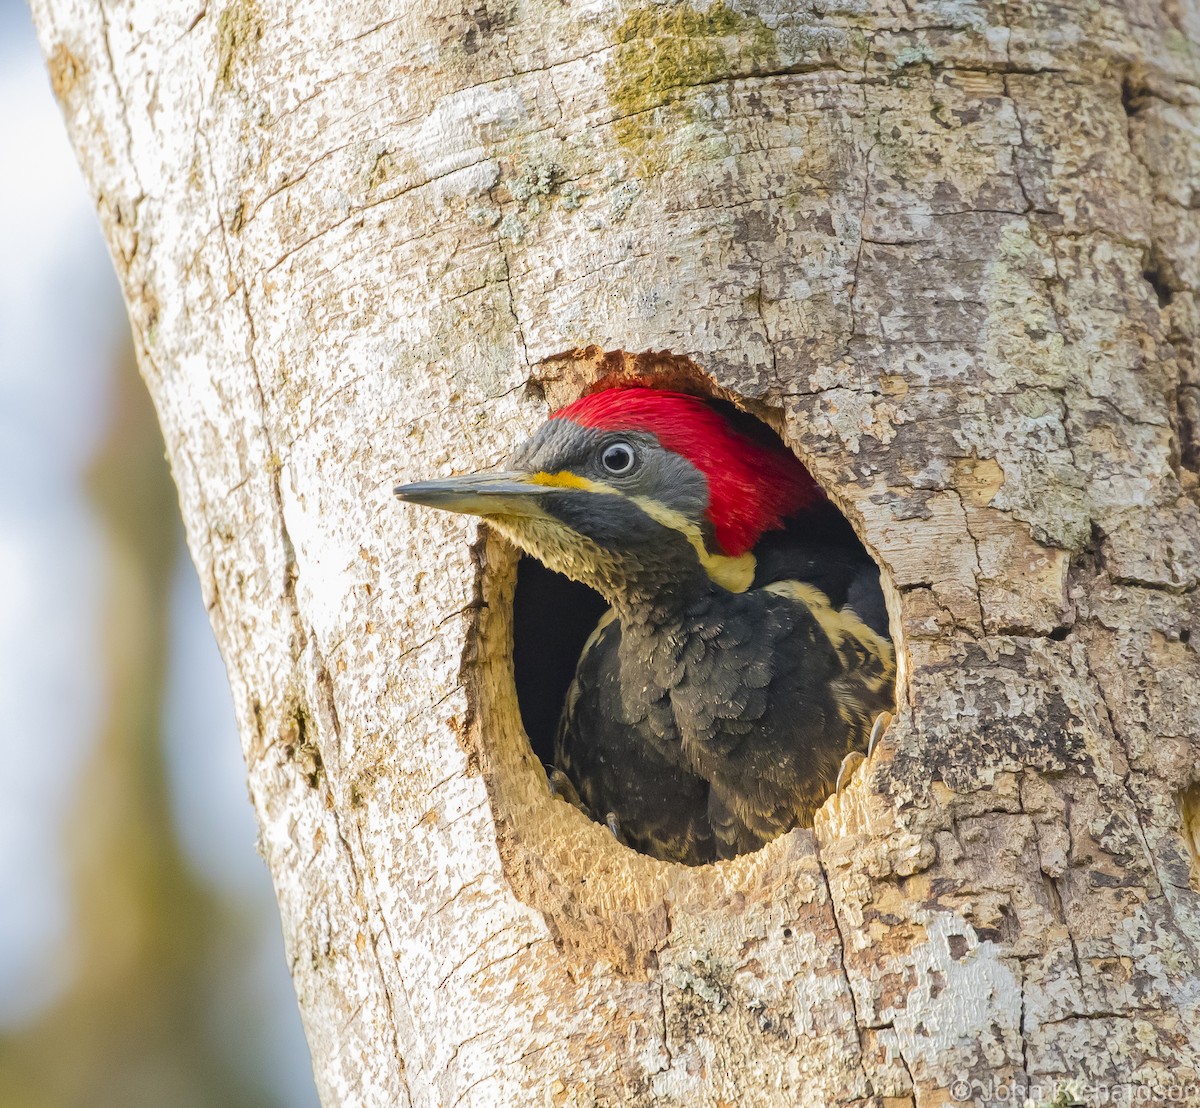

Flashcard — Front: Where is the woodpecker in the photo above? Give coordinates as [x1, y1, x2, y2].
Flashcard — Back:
[395, 387, 895, 865]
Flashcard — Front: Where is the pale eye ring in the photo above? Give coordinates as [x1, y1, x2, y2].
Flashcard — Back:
[600, 440, 637, 476]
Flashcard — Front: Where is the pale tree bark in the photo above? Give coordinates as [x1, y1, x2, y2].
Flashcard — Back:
[31, 0, 1200, 1102]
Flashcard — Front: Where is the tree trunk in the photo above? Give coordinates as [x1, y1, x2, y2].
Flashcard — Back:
[32, 0, 1200, 1102]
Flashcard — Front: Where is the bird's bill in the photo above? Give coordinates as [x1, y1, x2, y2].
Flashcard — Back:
[393, 471, 554, 520]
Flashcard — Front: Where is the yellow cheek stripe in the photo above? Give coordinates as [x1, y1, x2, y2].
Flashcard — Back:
[527, 470, 600, 491]
[521, 472, 756, 593]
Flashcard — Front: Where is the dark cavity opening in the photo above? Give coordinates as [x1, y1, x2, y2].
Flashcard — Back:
[513, 557, 608, 766]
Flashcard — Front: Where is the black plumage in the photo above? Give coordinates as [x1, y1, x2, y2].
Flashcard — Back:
[555, 512, 894, 865]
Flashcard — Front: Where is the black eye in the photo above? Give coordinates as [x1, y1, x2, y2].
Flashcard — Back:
[600, 441, 637, 476]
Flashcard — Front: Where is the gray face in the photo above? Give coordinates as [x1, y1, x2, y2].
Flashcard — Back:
[496, 418, 719, 604]
[511, 418, 710, 524]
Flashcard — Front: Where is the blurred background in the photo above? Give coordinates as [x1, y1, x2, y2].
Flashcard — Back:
[0, 2, 320, 1104]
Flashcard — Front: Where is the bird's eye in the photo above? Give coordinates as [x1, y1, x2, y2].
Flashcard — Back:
[600, 441, 637, 476]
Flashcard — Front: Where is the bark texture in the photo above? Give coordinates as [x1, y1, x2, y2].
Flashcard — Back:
[32, 0, 1200, 1102]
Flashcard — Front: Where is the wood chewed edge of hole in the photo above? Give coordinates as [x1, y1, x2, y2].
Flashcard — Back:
[1179, 782, 1200, 894]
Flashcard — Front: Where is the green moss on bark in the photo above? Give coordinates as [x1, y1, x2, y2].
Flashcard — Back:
[216, 0, 263, 88]
[606, 1, 777, 172]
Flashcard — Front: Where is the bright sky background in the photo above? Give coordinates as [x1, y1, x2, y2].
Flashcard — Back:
[0, 2, 317, 1102]
[0, 0, 119, 1023]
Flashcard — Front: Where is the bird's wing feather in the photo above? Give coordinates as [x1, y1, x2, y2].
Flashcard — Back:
[554, 609, 716, 865]
[752, 508, 891, 638]
[681, 580, 895, 859]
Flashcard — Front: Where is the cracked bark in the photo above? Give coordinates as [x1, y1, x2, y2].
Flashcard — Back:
[32, 0, 1200, 1103]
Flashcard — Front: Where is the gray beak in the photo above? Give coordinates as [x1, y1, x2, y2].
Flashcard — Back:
[393, 471, 553, 519]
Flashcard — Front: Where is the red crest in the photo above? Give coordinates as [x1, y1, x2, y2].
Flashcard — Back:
[552, 388, 823, 556]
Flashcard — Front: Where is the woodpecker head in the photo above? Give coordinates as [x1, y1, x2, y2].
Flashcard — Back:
[395, 388, 823, 608]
